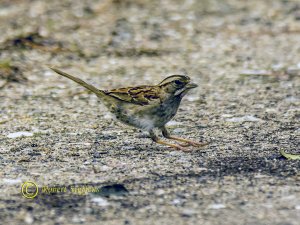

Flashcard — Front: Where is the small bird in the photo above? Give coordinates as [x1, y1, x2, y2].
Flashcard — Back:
[50, 67, 208, 151]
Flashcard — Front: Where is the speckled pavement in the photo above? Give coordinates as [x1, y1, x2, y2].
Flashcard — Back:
[0, 0, 299, 224]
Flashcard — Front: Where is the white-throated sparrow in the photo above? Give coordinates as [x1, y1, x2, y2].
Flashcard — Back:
[50, 67, 208, 151]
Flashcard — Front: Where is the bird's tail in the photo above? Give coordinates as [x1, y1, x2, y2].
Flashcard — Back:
[49, 67, 104, 97]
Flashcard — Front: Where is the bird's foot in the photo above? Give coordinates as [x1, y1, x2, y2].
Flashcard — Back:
[154, 139, 192, 152]
[179, 140, 209, 147]
[166, 135, 209, 148]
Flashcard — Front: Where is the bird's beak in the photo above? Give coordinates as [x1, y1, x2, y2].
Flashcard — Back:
[185, 82, 198, 89]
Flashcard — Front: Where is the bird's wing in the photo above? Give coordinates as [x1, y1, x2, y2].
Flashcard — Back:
[104, 86, 161, 105]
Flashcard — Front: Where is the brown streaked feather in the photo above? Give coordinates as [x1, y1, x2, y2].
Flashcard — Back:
[104, 86, 160, 105]
[158, 75, 190, 86]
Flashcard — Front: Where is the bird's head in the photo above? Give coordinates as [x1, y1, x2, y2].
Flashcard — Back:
[158, 75, 198, 98]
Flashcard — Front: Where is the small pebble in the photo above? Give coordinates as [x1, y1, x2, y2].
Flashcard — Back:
[91, 197, 109, 207]
[226, 115, 262, 122]
[208, 204, 226, 210]
[7, 132, 33, 138]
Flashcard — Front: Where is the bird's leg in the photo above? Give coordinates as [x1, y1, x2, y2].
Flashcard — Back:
[149, 130, 190, 151]
[161, 126, 208, 147]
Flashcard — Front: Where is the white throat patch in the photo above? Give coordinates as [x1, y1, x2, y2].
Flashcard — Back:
[174, 88, 186, 96]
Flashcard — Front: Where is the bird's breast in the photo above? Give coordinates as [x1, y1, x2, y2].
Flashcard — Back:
[107, 97, 182, 131]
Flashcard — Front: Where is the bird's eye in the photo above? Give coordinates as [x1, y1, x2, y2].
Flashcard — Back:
[174, 80, 183, 85]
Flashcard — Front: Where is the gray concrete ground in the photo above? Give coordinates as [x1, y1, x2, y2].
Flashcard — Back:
[0, 0, 299, 224]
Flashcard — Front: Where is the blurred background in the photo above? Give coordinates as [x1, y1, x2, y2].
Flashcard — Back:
[1, 0, 299, 88]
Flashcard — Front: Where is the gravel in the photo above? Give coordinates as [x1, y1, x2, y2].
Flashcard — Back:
[0, 0, 299, 224]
